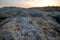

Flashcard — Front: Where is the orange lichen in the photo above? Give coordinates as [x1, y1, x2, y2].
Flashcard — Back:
[15, 27, 20, 31]
[36, 18, 48, 26]
[22, 37, 28, 40]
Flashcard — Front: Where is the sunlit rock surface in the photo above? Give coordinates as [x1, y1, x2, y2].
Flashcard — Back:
[0, 7, 60, 40]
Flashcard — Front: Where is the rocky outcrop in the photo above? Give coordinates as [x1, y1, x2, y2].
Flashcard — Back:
[0, 7, 60, 40]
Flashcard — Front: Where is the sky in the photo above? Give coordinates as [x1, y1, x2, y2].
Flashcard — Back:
[0, 0, 60, 8]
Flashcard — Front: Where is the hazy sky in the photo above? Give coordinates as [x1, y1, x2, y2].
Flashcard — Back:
[0, 0, 60, 8]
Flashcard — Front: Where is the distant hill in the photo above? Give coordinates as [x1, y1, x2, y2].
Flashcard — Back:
[29, 6, 60, 11]
[0, 6, 60, 12]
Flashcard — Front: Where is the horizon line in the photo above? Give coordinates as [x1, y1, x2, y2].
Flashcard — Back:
[0, 6, 60, 8]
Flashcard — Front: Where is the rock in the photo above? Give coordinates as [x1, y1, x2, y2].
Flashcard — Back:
[53, 15, 60, 24]
[0, 7, 60, 40]
[0, 31, 13, 40]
